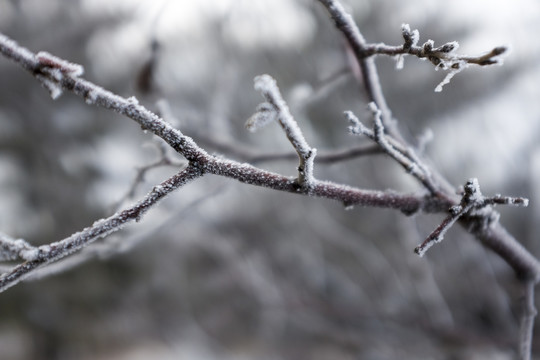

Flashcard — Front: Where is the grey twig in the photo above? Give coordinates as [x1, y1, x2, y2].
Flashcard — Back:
[0, 165, 203, 293]
[249, 74, 317, 191]
[113, 141, 186, 209]
[346, 104, 439, 195]
[415, 178, 529, 257]
[317, 0, 398, 139]
[192, 132, 382, 164]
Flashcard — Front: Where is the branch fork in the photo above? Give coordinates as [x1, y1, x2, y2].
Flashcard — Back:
[248, 74, 317, 191]
[346, 103, 439, 195]
[415, 178, 529, 257]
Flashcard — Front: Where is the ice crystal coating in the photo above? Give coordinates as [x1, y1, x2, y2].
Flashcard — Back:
[36, 51, 84, 76]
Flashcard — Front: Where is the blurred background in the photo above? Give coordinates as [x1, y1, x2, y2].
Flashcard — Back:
[1, 0, 539, 359]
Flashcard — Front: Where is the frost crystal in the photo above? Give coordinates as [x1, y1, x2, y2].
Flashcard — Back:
[127, 96, 139, 105]
[245, 102, 277, 132]
[395, 54, 405, 70]
[85, 90, 98, 105]
[37, 75, 63, 99]
[20, 248, 39, 261]
[401, 24, 419, 48]
[36, 51, 84, 76]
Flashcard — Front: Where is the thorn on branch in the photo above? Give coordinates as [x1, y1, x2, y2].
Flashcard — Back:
[415, 178, 529, 257]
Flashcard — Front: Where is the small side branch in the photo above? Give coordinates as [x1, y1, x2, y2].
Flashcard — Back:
[0, 233, 37, 262]
[317, 0, 397, 138]
[415, 178, 529, 256]
[249, 74, 317, 190]
[366, 24, 507, 92]
[0, 165, 203, 293]
[346, 104, 439, 195]
[372, 24, 508, 68]
[113, 141, 186, 208]
[193, 133, 382, 164]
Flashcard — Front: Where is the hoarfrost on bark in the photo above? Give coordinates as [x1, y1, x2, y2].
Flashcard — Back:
[127, 96, 139, 105]
[85, 89, 99, 105]
[245, 102, 277, 132]
[0, 233, 35, 261]
[401, 23, 419, 48]
[37, 73, 63, 99]
[19, 248, 39, 261]
[435, 67, 461, 92]
[36, 51, 84, 76]
[395, 54, 405, 70]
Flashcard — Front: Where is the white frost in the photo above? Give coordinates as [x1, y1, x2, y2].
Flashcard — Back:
[36, 51, 84, 76]
[85, 89, 99, 105]
[245, 102, 277, 132]
[127, 96, 139, 105]
[37, 75, 63, 99]
[395, 54, 405, 70]
[20, 248, 39, 261]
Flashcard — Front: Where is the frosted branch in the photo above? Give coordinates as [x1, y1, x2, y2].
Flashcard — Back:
[415, 178, 529, 257]
[314, 6, 507, 93]
[366, 24, 507, 92]
[317, 0, 398, 138]
[0, 24, 538, 358]
[251, 74, 317, 190]
[0, 233, 37, 262]
[346, 104, 439, 195]
[0, 165, 203, 293]
[0, 31, 461, 290]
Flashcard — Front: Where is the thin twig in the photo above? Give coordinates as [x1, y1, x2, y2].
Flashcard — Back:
[317, 0, 398, 138]
[192, 132, 382, 164]
[112, 141, 186, 209]
[346, 105, 439, 195]
[250, 74, 317, 190]
[0, 165, 203, 293]
[367, 24, 507, 68]
[0, 233, 36, 261]
[416, 178, 529, 257]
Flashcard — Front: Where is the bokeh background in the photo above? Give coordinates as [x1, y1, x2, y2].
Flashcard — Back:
[1, 0, 540, 359]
